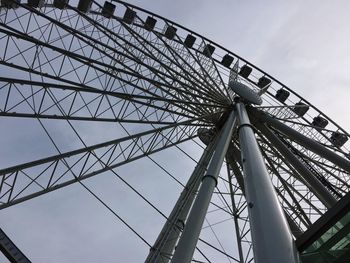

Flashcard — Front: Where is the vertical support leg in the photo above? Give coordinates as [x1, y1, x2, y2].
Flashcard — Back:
[171, 110, 237, 263]
[235, 102, 300, 263]
[146, 139, 216, 262]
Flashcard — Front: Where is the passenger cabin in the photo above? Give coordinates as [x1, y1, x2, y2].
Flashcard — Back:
[239, 65, 252, 78]
[53, 0, 69, 9]
[184, 35, 196, 48]
[164, 25, 177, 40]
[77, 0, 92, 12]
[144, 16, 157, 31]
[203, 44, 215, 58]
[123, 8, 136, 24]
[312, 116, 328, 128]
[28, 0, 45, 8]
[221, 54, 234, 68]
[2, 0, 20, 8]
[275, 89, 290, 103]
[293, 102, 309, 117]
[331, 132, 348, 147]
[101, 1, 115, 18]
[257, 76, 271, 89]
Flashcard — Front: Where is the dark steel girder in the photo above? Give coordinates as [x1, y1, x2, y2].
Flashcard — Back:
[260, 148, 312, 228]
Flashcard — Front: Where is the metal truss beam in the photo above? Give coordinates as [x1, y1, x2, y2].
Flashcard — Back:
[0, 77, 218, 125]
[0, 117, 205, 209]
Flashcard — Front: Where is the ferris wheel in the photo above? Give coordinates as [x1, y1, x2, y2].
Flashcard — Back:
[1, 0, 350, 262]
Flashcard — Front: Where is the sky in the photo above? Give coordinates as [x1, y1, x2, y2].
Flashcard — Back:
[1, 0, 350, 262]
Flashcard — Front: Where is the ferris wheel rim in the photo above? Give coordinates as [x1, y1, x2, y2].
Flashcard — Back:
[108, 0, 349, 137]
[2, 0, 349, 142]
[1, 1, 350, 263]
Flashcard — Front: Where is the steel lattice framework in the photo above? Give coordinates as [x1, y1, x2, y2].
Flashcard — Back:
[1, 1, 350, 262]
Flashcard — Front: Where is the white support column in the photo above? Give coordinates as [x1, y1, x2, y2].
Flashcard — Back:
[146, 139, 216, 262]
[235, 102, 300, 263]
[171, 110, 237, 263]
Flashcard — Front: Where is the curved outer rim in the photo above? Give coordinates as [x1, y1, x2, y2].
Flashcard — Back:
[10, 0, 349, 148]
[2, 1, 348, 147]
[1, 2, 348, 260]
[111, 0, 349, 143]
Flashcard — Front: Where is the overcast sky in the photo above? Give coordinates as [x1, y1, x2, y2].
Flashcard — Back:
[1, 0, 350, 262]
